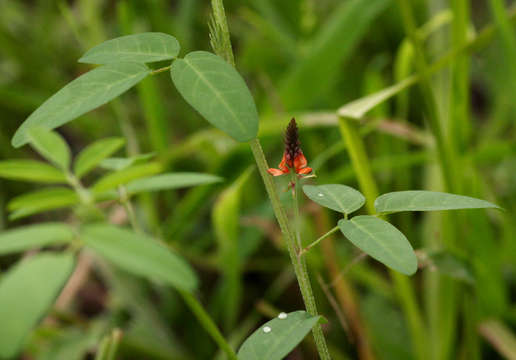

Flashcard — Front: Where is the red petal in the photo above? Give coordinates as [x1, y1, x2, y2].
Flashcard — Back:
[268, 168, 286, 176]
[278, 152, 289, 172]
[294, 152, 308, 170]
[297, 167, 312, 175]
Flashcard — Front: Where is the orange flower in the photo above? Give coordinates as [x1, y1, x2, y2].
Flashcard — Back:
[267, 118, 312, 177]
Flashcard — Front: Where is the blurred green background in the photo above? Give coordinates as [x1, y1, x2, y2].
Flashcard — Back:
[0, 0, 515, 359]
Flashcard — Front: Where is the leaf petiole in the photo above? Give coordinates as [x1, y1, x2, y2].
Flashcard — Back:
[150, 65, 171, 75]
[299, 225, 340, 256]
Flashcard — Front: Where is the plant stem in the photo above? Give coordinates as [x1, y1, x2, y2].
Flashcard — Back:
[301, 226, 340, 256]
[180, 290, 238, 360]
[210, 0, 235, 67]
[150, 65, 171, 75]
[208, 0, 331, 356]
[338, 115, 428, 360]
[291, 173, 303, 250]
[66, 172, 93, 206]
[250, 139, 331, 359]
[118, 186, 142, 233]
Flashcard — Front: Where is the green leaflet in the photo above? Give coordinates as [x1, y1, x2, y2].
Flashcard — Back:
[91, 162, 162, 194]
[0, 160, 66, 184]
[7, 188, 79, 220]
[237, 311, 321, 360]
[374, 191, 501, 213]
[74, 137, 125, 178]
[0, 253, 75, 358]
[303, 184, 365, 214]
[79, 32, 180, 64]
[81, 224, 198, 292]
[27, 127, 71, 170]
[0, 223, 75, 255]
[12, 62, 150, 147]
[126, 173, 223, 194]
[171, 51, 259, 142]
[338, 216, 417, 275]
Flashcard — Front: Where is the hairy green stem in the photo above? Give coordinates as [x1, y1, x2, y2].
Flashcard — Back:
[210, 0, 235, 67]
[180, 290, 238, 360]
[208, 0, 331, 356]
[249, 139, 331, 359]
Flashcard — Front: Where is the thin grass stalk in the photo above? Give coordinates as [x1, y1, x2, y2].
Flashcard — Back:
[396, 0, 458, 193]
[488, 0, 516, 87]
[395, 2, 467, 359]
[393, 39, 414, 238]
[180, 290, 238, 360]
[448, 2, 483, 359]
[121, 195, 238, 359]
[209, 0, 332, 357]
[450, 0, 472, 155]
[338, 115, 428, 360]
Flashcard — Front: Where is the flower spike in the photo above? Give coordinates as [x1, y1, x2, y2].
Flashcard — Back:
[267, 118, 312, 177]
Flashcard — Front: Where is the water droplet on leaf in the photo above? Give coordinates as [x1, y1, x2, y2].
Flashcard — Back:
[278, 312, 287, 319]
[318, 193, 324, 197]
[263, 326, 271, 333]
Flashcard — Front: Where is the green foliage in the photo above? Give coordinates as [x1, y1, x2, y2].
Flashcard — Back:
[81, 224, 198, 292]
[0, 160, 66, 183]
[0, 1, 514, 359]
[94, 329, 123, 360]
[338, 216, 418, 275]
[126, 173, 222, 195]
[425, 251, 474, 284]
[91, 162, 162, 193]
[74, 137, 125, 178]
[0, 223, 74, 255]
[303, 184, 365, 215]
[0, 253, 75, 358]
[79, 33, 180, 64]
[170, 51, 259, 142]
[338, 78, 415, 119]
[27, 127, 71, 170]
[374, 191, 501, 213]
[99, 153, 155, 171]
[12, 62, 150, 147]
[279, 0, 390, 109]
[8, 188, 79, 220]
[212, 167, 252, 330]
[237, 311, 321, 360]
